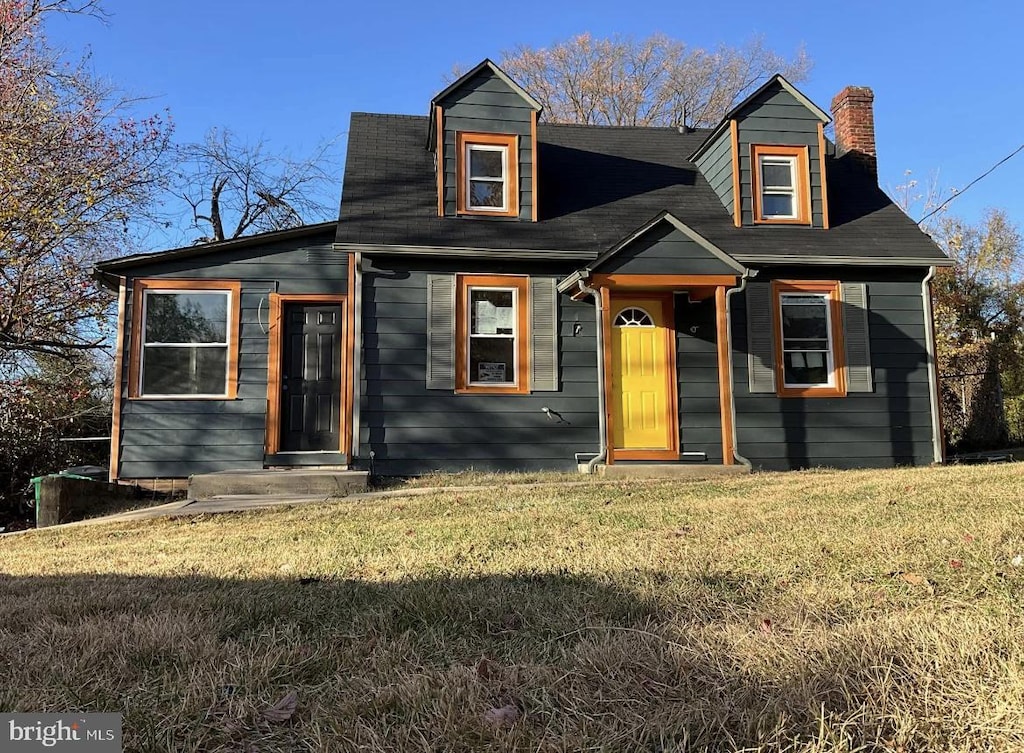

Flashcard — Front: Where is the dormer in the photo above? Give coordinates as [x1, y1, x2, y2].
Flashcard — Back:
[690, 75, 833, 229]
[427, 59, 542, 222]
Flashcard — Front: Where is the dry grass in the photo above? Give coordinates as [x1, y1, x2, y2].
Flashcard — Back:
[1, 464, 1023, 752]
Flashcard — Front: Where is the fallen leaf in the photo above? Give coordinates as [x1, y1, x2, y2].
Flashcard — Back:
[261, 691, 298, 723]
[483, 704, 520, 728]
[759, 618, 773, 634]
[949, 559, 963, 569]
[894, 572, 935, 593]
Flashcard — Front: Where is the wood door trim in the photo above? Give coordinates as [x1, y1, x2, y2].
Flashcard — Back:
[606, 292, 679, 462]
[266, 294, 347, 456]
[715, 286, 735, 465]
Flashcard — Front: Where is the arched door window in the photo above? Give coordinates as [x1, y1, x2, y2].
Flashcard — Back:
[613, 307, 654, 327]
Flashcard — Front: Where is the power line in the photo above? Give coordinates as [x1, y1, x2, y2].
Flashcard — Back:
[918, 142, 1024, 225]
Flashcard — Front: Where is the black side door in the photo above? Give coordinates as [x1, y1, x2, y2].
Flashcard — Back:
[280, 303, 343, 452]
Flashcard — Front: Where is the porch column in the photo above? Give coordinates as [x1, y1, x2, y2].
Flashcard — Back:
[715, 286, 735, 465]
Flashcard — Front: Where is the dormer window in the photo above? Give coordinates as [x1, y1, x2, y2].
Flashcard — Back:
[457, 132, 518, 217]
[752, 145, 810, 225]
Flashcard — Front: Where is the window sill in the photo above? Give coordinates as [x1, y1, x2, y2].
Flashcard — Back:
[753, 217, 812, 226]
[776, 386, 847, 398]
[455, 386, 529, 395]
[456, 208, 519, 219]
[127, 395, 239, 401]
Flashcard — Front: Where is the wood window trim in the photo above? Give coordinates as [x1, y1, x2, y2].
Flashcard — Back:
[771, 280, 847, 398]
[128, 278, 241, 400]
[751, 144, 811, 225]
[265, 293, 348, 456]
[455, 274, 529, 394]
[456, 132, 519, 218]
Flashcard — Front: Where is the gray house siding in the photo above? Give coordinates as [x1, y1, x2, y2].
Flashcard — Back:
[736, 87, 825, 228]
[675, 295, 724, 463]
[731, 267, 934, 470]
[692, 129, 735, 217]
[114, 230, 347, 478]
[600, 224, 740, 276]
[359, 256, 598, 475]
[439, 68, 534, 221]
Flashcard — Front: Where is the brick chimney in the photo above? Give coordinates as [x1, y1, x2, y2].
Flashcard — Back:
[831, 86, 876, 175]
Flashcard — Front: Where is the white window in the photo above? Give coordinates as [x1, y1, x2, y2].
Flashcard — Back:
[467, 286, 518, 386]
[778, 292, 834, 388]
[758, 155, 798, 219]
[466, 143, 508, 212]
[140, 289, 232, 396]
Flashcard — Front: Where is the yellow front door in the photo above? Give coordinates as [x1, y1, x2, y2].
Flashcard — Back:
[610, 296, 676, 457]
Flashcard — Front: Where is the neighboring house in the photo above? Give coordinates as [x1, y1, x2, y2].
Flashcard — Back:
[94, 60, 951, 481]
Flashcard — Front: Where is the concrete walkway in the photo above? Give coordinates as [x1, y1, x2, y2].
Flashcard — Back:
[6, 473, 744, 533]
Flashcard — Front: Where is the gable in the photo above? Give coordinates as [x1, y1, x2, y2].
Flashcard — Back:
[590, 216, 745, 277]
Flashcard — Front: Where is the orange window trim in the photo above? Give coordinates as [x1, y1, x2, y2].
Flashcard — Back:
[128, 278, 242, 400]
[265, 293, 348, 455]
[771, 280, 847, 398]
[751, 144, 812, 226]
[455, 274, 529, 394]
[456, 132, 519, 218]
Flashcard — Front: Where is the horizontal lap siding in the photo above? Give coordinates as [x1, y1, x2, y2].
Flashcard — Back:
[693, 129, 735, 215]
[736, 88, 825, 228]
[359, 258, 599, 475]
[601, 225, 739, 276]
[676, 296, 724, 462]
[731, 267, 934, 471]
[440, 69, 534, 221]
[116, 231, 346, 479]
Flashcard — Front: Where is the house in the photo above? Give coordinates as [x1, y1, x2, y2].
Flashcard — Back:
[93, 60, 951, 481]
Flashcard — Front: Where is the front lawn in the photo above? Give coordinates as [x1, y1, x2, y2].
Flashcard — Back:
[1, 465, 1022, 751]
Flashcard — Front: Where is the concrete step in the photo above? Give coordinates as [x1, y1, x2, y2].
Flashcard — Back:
[188, 469, 368, 500]
[596, 463, 749, 480]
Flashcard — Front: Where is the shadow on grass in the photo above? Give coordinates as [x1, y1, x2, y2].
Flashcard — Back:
[0, 571, 971, 751]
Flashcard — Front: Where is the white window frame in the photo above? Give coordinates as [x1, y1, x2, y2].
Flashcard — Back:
[758, 154, 799, 220]
[464, 143, 509, 213]
[778, 292, 835, 388]
[139, 288, 233, 398]
[466, 284, 518, 387]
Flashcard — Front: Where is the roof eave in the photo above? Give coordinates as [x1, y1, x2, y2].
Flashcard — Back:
[95, 221, 338, 273]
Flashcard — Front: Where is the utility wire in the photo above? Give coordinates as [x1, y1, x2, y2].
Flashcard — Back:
[918, 142, 1024, 225]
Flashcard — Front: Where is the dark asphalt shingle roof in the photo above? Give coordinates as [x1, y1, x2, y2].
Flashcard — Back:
[337, 113, 948, 265]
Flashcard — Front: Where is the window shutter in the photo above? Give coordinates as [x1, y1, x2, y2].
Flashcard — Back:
[841, 282, 873, 393]
[426, 274, 455, 390]
[530, 277, 559, 391]
[746, 282, 777, 393]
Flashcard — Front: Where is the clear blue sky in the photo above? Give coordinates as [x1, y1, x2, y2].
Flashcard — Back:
[49, 0, 1022, 249]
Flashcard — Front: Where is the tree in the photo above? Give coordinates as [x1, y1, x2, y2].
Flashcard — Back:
[482, 33, 811, 128]
[0, 0, 173, 368]
[893, 170, 1024, 449]
[174, 128, 338, 244]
